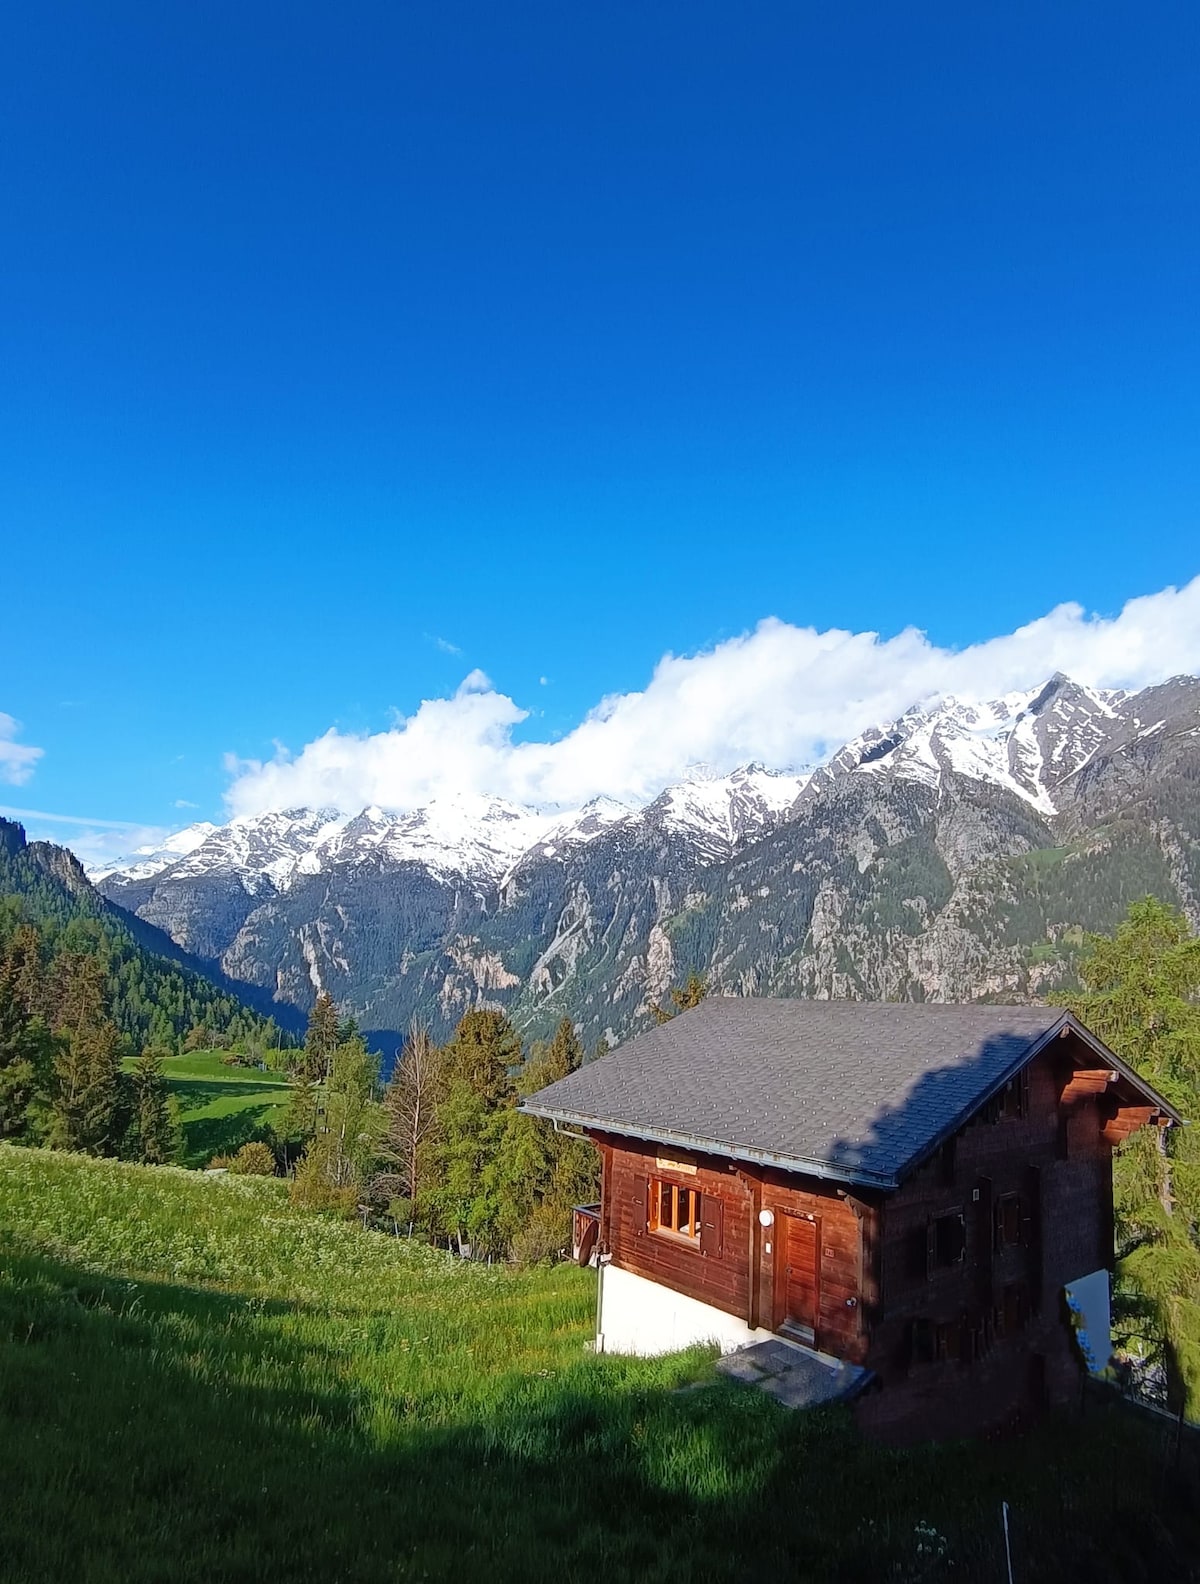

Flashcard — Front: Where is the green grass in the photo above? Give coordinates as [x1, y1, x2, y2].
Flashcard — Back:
[124, 1052, 293, 1166]
[1, 1147, 1198, 1583]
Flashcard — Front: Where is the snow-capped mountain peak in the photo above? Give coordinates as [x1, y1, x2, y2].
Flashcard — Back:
[89, 821, 220, 884]
[648, 764, 809, 858]
[822, 674, 1129, 814]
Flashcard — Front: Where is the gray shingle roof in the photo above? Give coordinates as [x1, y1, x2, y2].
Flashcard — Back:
[522, 998, 1131, 1189]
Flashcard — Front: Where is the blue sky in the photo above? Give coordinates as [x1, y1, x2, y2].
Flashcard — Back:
[2, 3, 1198, 860]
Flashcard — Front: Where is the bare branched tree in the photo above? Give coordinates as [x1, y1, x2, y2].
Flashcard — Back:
[379, 1020, 446, 1216]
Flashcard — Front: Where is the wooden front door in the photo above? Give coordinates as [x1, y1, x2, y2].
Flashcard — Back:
[783, 1213, 820, 1338]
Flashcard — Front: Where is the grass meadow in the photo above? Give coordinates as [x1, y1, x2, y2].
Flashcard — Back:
[1, 1145, 1198, 1583]
[124, 1052, 293, 1165]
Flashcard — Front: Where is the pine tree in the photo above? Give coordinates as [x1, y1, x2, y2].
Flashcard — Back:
[650, 971, 709, 1025]
[4, 924, 47, 1019]
[47, 950, 126, 1155]
[49, 1018, 125, 1156]
[282, 1071, 319, 1144]
[0, 969, 51, 1140]
[303, 991, 341, 1083]
[1056, 897, 1200, 1416]
[428, 1010, 522, 1255]
[129, 1048, 177, 1165]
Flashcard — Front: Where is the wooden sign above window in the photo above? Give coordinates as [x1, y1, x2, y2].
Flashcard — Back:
[654, 1154, 697, 1175]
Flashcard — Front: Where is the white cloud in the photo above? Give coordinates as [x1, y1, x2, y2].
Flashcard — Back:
[174, 798, 199, 809]
[0, 805, 175, 871]
[0, 714, 43, 786]
[225, 575, 1200, 819]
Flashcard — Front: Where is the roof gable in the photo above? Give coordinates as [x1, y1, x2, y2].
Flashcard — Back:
[521, 998, 1181, 1189]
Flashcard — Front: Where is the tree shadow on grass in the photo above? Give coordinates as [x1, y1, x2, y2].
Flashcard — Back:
[0, 1249, 1197, 1584]
[169, 1079, 291, 1116]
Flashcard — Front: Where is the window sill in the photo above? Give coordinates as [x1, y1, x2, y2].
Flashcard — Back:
[651, 1228, 701, 1249]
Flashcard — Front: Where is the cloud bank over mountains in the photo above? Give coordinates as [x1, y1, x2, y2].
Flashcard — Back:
[225, 575, 1200, 819]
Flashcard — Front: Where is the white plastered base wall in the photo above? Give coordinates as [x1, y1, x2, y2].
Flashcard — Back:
[595, 1262, 773, 1357]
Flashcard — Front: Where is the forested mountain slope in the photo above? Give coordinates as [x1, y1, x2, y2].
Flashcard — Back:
[0, 820, 301, 1049]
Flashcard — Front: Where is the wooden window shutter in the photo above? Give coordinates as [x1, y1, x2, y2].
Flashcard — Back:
[631, 1174, 649, 1237]
[700, 1194, 724, 1259]
[974, 1175, 994, 1307]
[925, 1216, 936, 1280]
[1023, 1164, 1043, 1313]
[1018, 1064, 1031, 1118]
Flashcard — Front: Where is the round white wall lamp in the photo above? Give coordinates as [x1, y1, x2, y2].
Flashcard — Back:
[758, 1208, 775, 1227]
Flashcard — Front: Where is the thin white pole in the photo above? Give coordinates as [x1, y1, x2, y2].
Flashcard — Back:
[1001, 1501, 1014, 1584]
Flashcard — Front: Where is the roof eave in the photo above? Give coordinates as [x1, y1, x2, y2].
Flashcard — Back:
[1059, 1013, 1186, 1125]
[518, 1102, 900, 1190]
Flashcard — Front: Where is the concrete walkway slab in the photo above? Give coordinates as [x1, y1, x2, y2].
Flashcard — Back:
[714, 1337, 871, 1410]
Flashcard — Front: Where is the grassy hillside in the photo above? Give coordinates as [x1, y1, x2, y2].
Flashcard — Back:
[1, 1147, 1197, 1583]
[122, 1052, 293, 1166]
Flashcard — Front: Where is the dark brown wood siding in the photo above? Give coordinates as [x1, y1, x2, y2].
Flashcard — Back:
[596, 1133, 869, 1361]
[858, 1031, 1115, 1441]
[599, 1135, 755, 1318]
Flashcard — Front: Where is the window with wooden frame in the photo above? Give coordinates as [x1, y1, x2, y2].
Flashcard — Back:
[650, 1178, 702, 1243]
[934, 1317, 966, 1363]
[931, 1210, 966, 1268]
[994, 1281, 1029, 1338]
[994, 1192, 1022, 1250]
[646, 1178, 723, 1257]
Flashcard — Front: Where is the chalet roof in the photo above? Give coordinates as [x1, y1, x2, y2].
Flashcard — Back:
[521, 998, 1182, 1190]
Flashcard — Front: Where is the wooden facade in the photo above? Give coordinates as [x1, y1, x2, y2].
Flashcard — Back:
[586, 1025, 1170, 1440]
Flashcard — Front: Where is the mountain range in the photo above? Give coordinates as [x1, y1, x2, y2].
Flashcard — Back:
[94, 672, 1200, 1050]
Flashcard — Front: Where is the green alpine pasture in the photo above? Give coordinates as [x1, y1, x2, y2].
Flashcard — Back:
[122, 1051, 292, 1166]
[1, 1146, 1197, 1583]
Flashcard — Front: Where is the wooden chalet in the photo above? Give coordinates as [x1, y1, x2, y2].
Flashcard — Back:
[523, 998, 1182, 1440]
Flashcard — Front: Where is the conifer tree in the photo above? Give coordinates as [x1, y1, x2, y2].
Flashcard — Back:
[129, 1047, 178, 1165]
[303, 991, 341, 1083]
[5, 924, 47, 1020]
[1056, 897, 1200, 1416]
[49, 1018, 125, 1156]
[0, 969, 51, 1140]
[47, 950, 126, 1155]
[428, 1009, 522, 1255]
[282, 1071, 319, 1144]
[650, 970, 709, 1025]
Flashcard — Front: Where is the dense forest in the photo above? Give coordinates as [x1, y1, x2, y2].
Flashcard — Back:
[0, 820, 298, 1050]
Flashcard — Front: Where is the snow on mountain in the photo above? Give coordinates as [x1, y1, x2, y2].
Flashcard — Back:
[89, 821, 220, 883]
[160, 807, 351, 891]
[646, 764, 810, 859]
[308, 795, 557, 883]
[92, 673, 1154, 896]
[515, 797, 636, 867]
[827, 674, 1125, 814]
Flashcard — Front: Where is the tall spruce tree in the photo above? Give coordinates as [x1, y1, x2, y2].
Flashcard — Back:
[129, 1047, 178, 1165]
[0, 968, 51, 1140]
[47, 951, 126, 1156]
[1056, 897, 1200, 1415]
[428, 1009, 522, 1256]
[302, 991, 341, 1083]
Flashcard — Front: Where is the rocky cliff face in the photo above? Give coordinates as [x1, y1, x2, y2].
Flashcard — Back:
[95, 674, 1200, 1046]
